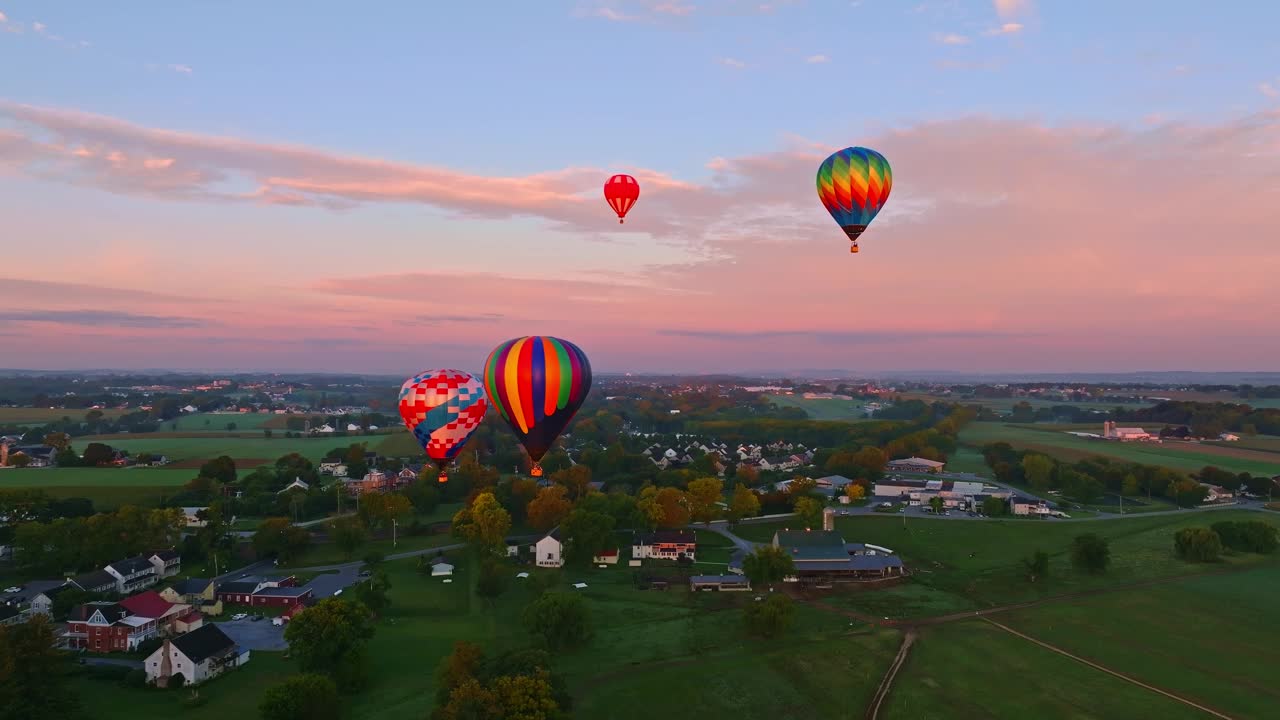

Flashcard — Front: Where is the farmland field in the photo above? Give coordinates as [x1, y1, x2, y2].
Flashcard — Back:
[1156, 389, 1280, 409]
[958, 422, 1280, 476]
[163, 412, 277, 432]
[75, 436, 345, 464]
[895, 394, 1147, 414]
[0, 467, 194, 487]
[0, 406, 129, 424]
[764, 394, 872, 421]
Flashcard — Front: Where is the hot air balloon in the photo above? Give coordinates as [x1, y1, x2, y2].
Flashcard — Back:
[816, 146, 893, 254]
[397, 369, 488, 483]
[603, 174, 640, 223]
[483, 336, 592, 477]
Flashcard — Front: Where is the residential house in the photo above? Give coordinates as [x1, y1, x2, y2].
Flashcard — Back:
[505, 539, 521, 558]
[319, 461, 348, 477]
[631, 530, 697, 562]
[1202, 484, 1235, 503]
[149, 550, 182, 579]
[119, 590, 189, 636]
[311, 424, 336, 434]
[69, 569, 118, 595]
[592, 548, 619, 565]
[145, 624, 248, 687]
[392, 467, 418, 488]
[535, 528, 564, 568]
[63, 602, 159, 652]
[105, 555, 159, 594]
[771, 529, 905, 584]
[30, 584, 77, 616]
[162, 578, 222, 616]
[343, 471, 389, 496]
[885, 457, 946, 474]
[12, 445, 56, 468]
[1010, 496, 1052, 517]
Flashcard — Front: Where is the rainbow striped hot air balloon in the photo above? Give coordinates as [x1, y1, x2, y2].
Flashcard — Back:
[816, 146, 893, 254]
[397, 369, 488, 482]
[483, 336, 592, 477]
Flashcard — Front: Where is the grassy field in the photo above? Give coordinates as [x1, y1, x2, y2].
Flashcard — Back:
[281, 505, 464, 568]
[896, 394, 1146, 414]
[374, 431, 422, 457]
[1000, 566, 1280, 719]
[734, 511, 1280, 607]
[163, 412, 278, 432]
[0, 467, 194, 487]
[959, 422, 1280, 476]
[1157, 390, 1280, 409]
[0, 407, 130, 424]
[76, 436, 344, 465]
[884, 621, 1208, 720]
[764, 394, 872, 421]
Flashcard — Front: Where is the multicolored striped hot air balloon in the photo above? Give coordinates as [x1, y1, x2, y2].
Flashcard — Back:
[397, 369, 488, 483]
[483, 336, 592, 477]
[816, 146, 893, 254]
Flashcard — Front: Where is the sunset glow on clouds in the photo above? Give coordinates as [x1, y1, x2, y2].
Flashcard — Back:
[2, 1, 1278, 374]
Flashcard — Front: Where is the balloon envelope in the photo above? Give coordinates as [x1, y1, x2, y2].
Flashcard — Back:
[816, 146, 893, 253]
[483, 336, 592, 476]
[397, 369, 488, 481]
[604, 174, 640, 223]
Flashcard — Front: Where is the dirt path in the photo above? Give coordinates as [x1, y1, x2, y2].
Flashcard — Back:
[982, 618, 1237, 720]
[864, 630, 916, 720]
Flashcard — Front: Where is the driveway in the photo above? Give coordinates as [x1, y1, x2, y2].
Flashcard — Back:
[215, 618, 287, 651]
[0, 578, 65, 604]
[305, 566, 360, 598]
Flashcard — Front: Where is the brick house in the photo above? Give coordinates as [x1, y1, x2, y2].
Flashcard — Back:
[63, 602, 159, 652]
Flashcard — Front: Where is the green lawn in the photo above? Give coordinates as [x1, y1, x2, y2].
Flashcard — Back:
[1001, 566, 1280, 720]
[764, 394, 872, 421]
[374, 431, 422, 457]
[959, 422, 1280, 476]
[884, 621, 1207, 720]
[165, 412, 278, 432]
[281, 506, 464, 569]
[0, 467, 194, 487]
[76, 436, 342, 464]
[733, 512, 1280, 606]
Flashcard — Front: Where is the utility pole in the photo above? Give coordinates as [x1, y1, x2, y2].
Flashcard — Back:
[393, 518, 398, 549]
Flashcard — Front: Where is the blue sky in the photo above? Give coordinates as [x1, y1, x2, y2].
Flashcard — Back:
[1, 1, 1279, 373]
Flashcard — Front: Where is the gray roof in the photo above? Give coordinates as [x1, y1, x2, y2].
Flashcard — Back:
[689, 575, 750, 583]
[108, 555, 155, 575]
[71, 569, 117, 591]
[792, 555, 904, 573]
[253, 586, 312, 598]
[218, 580, 261, 595]
[171, 624, 236, 663]
[172, 578, 213, 595]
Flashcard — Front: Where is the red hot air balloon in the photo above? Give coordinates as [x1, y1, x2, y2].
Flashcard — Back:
[603, 174, 640, 223]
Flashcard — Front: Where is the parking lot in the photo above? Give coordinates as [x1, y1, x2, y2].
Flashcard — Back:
[215, 617, 287, 651]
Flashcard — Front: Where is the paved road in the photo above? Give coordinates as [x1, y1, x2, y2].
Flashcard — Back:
[0, 579, 64, 604]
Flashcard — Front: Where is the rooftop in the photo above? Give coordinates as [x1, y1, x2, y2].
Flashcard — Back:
[171, 624, 237, 663]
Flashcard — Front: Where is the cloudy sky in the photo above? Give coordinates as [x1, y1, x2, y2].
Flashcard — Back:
[2, 0, 1278, 375]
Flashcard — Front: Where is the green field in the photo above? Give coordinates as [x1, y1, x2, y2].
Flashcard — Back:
[897, 394, 1147, 414]
[0, 407, 130, 424]
[164, 412, 278, 432]
[282, 506, 465, 569]
[1000, 566, 1280, 719]
[765, 394, 872, 421]
[884, 621, 1207, 720]
[374, 431, 422, 457]
[0, 467, 194, 487]
[959, 422, 1280, 476]
[76, 436, 343, 465]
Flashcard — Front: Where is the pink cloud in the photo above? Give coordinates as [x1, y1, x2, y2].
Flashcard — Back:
[993, 0, 1029, 20]
[4, 104, 1280, 372]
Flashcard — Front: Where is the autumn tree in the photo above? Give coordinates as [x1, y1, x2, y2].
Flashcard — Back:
[526, 486, 572, 532]
[358, 492, 412, 533]
[726, 483, 761, 524]
[551, 465, 592, 500]
[452, 492, 511, 553]
[686, 477, 724, 526]
[845, 483, 866, 502]
[284, 598, 375, 691]
[434, 640, 485, 706]
[793, 496, 824, 530]
[736, 463, 760, 486]
[651, 486, 691, 528]
[1022, 454, 1055, 490]
[786, 476, 818, 502]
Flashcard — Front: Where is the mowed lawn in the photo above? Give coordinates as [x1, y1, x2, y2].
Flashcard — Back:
[733, 512, 1280, 607]
[883, 621, 1208, 720]
[765, 394, 872, 421]
[1000, 566, 1280, 719]
[959, 422, 1280, 476]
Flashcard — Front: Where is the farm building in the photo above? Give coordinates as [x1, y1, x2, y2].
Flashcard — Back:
[772, 529, 905, 585]
[689, 575, 751, 591]
[885, 457, 945, 474]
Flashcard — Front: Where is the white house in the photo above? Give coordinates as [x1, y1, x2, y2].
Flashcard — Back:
[276, 478, 310, 494]
[149, 550, 182, 579]
[145, 624, 248, 687]
[312, 424, 336, 434]
[1011, 496, 1051, 517]
[319, 461, 348, 477]
[535, 529, 564, 568]
[105, 556, 159, 594]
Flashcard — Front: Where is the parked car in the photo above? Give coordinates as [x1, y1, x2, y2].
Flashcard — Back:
[231, 613, 248, 621]
[272, 617, 285, 626]
[2, 586, 21, 593]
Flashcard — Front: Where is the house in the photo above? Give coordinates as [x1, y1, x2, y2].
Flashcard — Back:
[276, 477, 310, 494]
[1202, 484, 1234, 503]
[105, 556, 159, 594]
[63, 602, 159, 652]
[1010, 496, 1052, 517]
[119, 590, 188, 635]
[505, 539, 521, 558]
[69, 569, 118, 594]
[311, 424, 336, 434]
[12, 445, 55, 468]
[149, 550, 182, 578]
[592, 548, 619, 565]
[319, 461, 348, 477]
[771, 529, 905, 584]
[885, 457, 946, 474]
[535, 528, 564, 568]
[431, 559, 455, 577]
[689, 575, 751, 592]
[631, 530, 697, 562]
[216, 578, 269, 605]
[145, 624, 248, 688]
[250, 586, 313, 608]
[181, 507, 209, 528]
[30, 584, 76, 616]
[162, 579, 223, 616]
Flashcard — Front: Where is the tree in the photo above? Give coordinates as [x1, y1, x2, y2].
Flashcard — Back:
[1212, 520, 1279, 554]
[981, 496, 1007, 516]
[435, 640, 486, 706]
[1121, 473, 1140, 497]
[743, 593, 794, 638]
[1022, 454, 1055, 490]
[726, 483, 761, 524]
[81, 442, 115, 467]
[793, 496, 824, 530]
[551, 465, 592, 500]
[1064, 471, 1104, 506]
[686, 477, 724, 526]
[736, 463, 760, 486]
[452, 492, 511, 553]
[253, 518, 311, 563]
[8, 453, 30, 469]
[526, 486, 572, 532]
[845, 483, 866, 503]
[198, 455, 237, 485]
[41, 432, 71, 452]
[522, 592, 591, 650]
[741, 545, 796, 587]
[644, 486, 690, 529]
[0, 615, 84, 720]
[358, 493, 412, 533]
[928, 496, 944, 514]
[1174, 527, 1222, 562]
[1022, 550, 1049, 582]
[353, 570, 392, 618]
[258, 673, 341, 720]
[404, 480, 441, 514]
[560, 509, 616, 564]
[786, 476, 818, 501]
[329, 516, 367, 559]
[476, 557, 511, 606]
[284, 598, 375, 691]
[344, 443, 369, 480]
[488, 671, 563, 720]
[1070, 533, 1111, 574]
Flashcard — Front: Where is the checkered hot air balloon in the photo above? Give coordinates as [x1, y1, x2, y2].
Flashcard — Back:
[816, 146, 893, 254]
[483, 336, 592, 477]
[603, 174, 640, 223]
[397, 370, 488, 483]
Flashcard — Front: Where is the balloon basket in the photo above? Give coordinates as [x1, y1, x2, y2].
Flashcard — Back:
[618, 218, 624, 224]
[530, 463, 544, 478]
[850, 244, 859, 253]
[437, 473, 448, 483]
